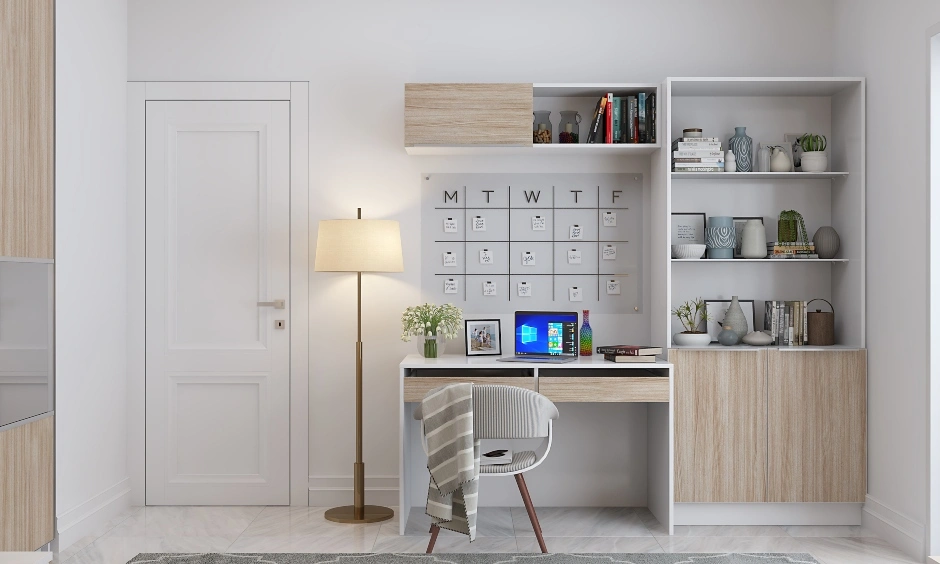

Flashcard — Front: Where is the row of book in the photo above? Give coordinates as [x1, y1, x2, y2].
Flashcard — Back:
[672, 137, 724, 172]
[586, 93, 657, 144]
[764, 301, 809, 346]
[596, 344, 662, 363]
[767, 241, 819, 259]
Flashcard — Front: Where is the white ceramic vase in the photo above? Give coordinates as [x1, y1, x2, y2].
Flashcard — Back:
[725, 150, 736, 172]
[673, 332, 711, 347]
[800, 151, 828, 172]
[740, 219, 767, 259]
[770, 147, 792, 172]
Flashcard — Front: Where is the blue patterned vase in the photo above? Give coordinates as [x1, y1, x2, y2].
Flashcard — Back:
[705, 216, 735, 259]
[728, 127, 753, 173]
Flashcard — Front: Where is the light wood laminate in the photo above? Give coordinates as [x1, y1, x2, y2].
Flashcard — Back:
[404, 83, 533, 147]
[538, 377, 669, 402]
[0, 0, 54, 259]
[671, 349, 767, 503]
[403, 376, 534, 402]
[767, 350, 867, 502]
[0, 416, 54, 551]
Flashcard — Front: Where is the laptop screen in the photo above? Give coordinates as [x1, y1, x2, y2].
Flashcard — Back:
[513, 311, 579, 357]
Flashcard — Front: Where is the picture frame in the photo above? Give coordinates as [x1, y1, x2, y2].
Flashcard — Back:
[465, 319, 502, 356]
[671, 212, 706, 245]
[704, 299, 756, 342]
[732, 216, 763, 258]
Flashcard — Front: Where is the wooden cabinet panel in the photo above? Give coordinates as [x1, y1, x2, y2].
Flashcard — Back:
[403, 377, 534, 402]
[539, 377, 669, 402]
[0, 416, 54, 550]
[0, 0, 54, 259]
[671, 349, 767, 502]
[767, 350, 866, 502]
[405, 83, 532, 146]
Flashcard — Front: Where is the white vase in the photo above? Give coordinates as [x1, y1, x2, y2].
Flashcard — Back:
[673, 332, 711, 347]
[740, 219, 767, 259]
[770, 147, 792, 172]
[800, 151, 828, 172]
[725, 150, 736, 172]
[757, 145, 772, 172]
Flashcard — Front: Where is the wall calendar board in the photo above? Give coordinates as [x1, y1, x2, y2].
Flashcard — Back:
[422, 173, 643, 314]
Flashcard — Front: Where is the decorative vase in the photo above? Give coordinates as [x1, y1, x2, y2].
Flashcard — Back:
[722, 296, 749, 340]
[757, 145, 772, 172]
[673, 332, 711, 347]
[718, 325, 740, 346]
[800, 151, 828, 173]
[742, 331, 774, 346]
[580, 309, 593, 356]
[770, 147, 791, 172]
[740, 219, 767, 259]
[418, 335, 445, 358]
[813, 226, 841, 259]
[725, 150, 736, 172]
[728, 127, 753, 172]
[705, 216, 735, 259]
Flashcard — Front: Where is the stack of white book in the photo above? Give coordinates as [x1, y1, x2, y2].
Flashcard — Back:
[672, 137, 724, 172]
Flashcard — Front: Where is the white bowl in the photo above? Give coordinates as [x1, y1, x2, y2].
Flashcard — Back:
[672, 244, 706, 259]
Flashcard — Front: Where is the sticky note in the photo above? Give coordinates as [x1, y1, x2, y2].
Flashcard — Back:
[517, 282, 532, 297]
[444, 279, 458, 294]
[522, 251, 535, 266]
[532, 216, 546, 231]
[443, 218, 458, 232]
[472, 216, 486, 231]
[479, 249, 493, 265]
[569, 287, 583, 302]
[567, 249, 582, 265]
[443, 252, 457, 267]
[483, 281, 496, 296]
[602, 245, 617, 260]
[603, 211, 617, 227]
[606, 280, 621, 295]
[569, 225, 583, 240]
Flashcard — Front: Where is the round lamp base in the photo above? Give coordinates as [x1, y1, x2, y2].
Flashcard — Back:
[324, 504, 395, 524]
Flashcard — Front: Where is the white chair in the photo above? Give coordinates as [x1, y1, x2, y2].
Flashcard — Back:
[414, 384, 559, 553]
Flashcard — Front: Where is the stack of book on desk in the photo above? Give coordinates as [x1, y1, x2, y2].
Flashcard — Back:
[596, 345, 663, 363]
[672, 137, 724, 172]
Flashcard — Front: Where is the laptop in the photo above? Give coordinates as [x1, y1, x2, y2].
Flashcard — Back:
[497, 311, 579, 363]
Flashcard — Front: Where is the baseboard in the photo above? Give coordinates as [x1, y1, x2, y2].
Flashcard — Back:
[56, 477, 131, 550]
[307, 475, 398, 507]
[674, 503, 863, 525]
[862, 494, 925, 561]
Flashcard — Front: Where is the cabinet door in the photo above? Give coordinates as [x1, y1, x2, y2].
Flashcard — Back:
[0, 416, 54, 550]
[0, 0, 54, 259]
[404, 83, 532, 146]
[767, 350, 866, 502]
[672, 349, 767, 502]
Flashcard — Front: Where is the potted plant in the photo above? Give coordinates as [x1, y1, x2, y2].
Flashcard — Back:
[401, 303, 462, 358]
[672, 298, 712, 347]
[798, 133, 828, 172]
[777, 210, 810, 249]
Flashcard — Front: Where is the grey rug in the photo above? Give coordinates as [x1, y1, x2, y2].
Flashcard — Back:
[128, 553, 820, 564]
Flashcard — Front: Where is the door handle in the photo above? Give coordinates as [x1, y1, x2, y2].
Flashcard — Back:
[258, 299, 286, 309]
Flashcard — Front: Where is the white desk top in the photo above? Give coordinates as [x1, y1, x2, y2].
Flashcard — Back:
[400, 353, 673, 370]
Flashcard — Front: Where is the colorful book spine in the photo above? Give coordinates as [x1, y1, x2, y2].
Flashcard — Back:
[626, 96, 637, 143]
[612, 96, 622, 143]
[638, 92, 647, 143]
[802, 300, 808, 345]
[674, 141, 722, 150]
[588, 96, 607, 143]
[605, 93, 613, 143]
[647, 93, 656, 143]
[673, 166, 724, 172]
[674, 150, 724, 158]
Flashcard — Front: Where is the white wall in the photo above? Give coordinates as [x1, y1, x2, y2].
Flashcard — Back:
[127, 0, 835, 506]
[55, 0, 130, 549]
[832, 1, 940, 560]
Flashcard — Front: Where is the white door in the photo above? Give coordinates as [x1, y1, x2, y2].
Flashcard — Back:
[145, 100, 291, 505]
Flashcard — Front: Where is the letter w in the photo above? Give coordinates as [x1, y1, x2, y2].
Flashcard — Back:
[524, 190, 540, 203]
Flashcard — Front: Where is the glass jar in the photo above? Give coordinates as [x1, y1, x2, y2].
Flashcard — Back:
[533, 111, 552, 144]
[558, 111, 581, 144]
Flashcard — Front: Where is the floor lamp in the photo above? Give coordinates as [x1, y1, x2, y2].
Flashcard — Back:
[314, 208, 403, 524]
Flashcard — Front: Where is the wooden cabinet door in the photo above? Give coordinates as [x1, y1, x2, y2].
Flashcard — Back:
[0, 0, 54, 259]
[767, 350, 866, 502]
[0, 416, 54, 550]
[672, 349, 767, 502]
[404, 83, 532, 146]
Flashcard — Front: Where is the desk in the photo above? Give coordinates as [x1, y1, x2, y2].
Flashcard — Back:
[399, 353, 674, 535]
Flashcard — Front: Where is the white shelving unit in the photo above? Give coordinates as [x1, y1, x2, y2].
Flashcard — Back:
[652, 77, 866, 350]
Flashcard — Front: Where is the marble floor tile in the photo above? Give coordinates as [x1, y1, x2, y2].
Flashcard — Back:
[62, 536, 233, 564]
[395, 506, 515, 538]
[795, 536, 923, 564]
[655, 535, 808, 553]
[226, 531, 379, 553]
[239, 506, 384, 538]
[783, 525, 871, 538]
[633, 507, 668, 536]
[511, 507, 652, 537]
[104, 506, 264, 540]
[517, 536, 663, 553]
[56, 507, 144, 562]
[668, 525, 789, 537]
[371, 535, 518, 553]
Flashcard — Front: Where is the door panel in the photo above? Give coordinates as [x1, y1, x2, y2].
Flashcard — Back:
[146, 101, 290, 505]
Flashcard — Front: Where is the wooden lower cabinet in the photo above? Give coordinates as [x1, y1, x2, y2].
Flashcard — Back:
[767, 350, 867, 502]
[672, 350, 767, 502]
[0, 415, 54, 550]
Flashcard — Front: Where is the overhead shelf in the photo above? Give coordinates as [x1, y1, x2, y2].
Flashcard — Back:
[669, 77, 864, 97]
[672, 258, 849, 263]
[671, 172, 848, 180]
[406, 143, 660, 156]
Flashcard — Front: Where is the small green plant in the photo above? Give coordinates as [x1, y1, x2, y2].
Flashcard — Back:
[778, 210, 810, 247]
[672, 298, 711, 334]
[799, 133, 827, 152]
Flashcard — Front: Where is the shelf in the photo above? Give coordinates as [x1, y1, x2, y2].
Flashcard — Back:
[406, 143, 660, 156]
[671, 172, 848, 180]
[533, 83, 660, 98]
[669, 77, 864, 97]
[672, 258, 849, 263]
[669, 344, 863, 351]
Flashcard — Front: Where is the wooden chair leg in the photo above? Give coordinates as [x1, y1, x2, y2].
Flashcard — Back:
[426, 524, 440, 553]
[515, 473, 548, 553]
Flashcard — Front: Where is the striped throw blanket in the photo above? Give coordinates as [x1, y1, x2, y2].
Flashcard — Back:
[420, 383, 479, 541]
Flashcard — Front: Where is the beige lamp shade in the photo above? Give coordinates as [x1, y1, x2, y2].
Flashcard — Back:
[314, 219, 404, 273]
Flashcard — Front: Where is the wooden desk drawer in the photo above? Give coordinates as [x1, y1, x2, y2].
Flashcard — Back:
[539, 377, 669, 402]
[403, 377, 535, 402]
